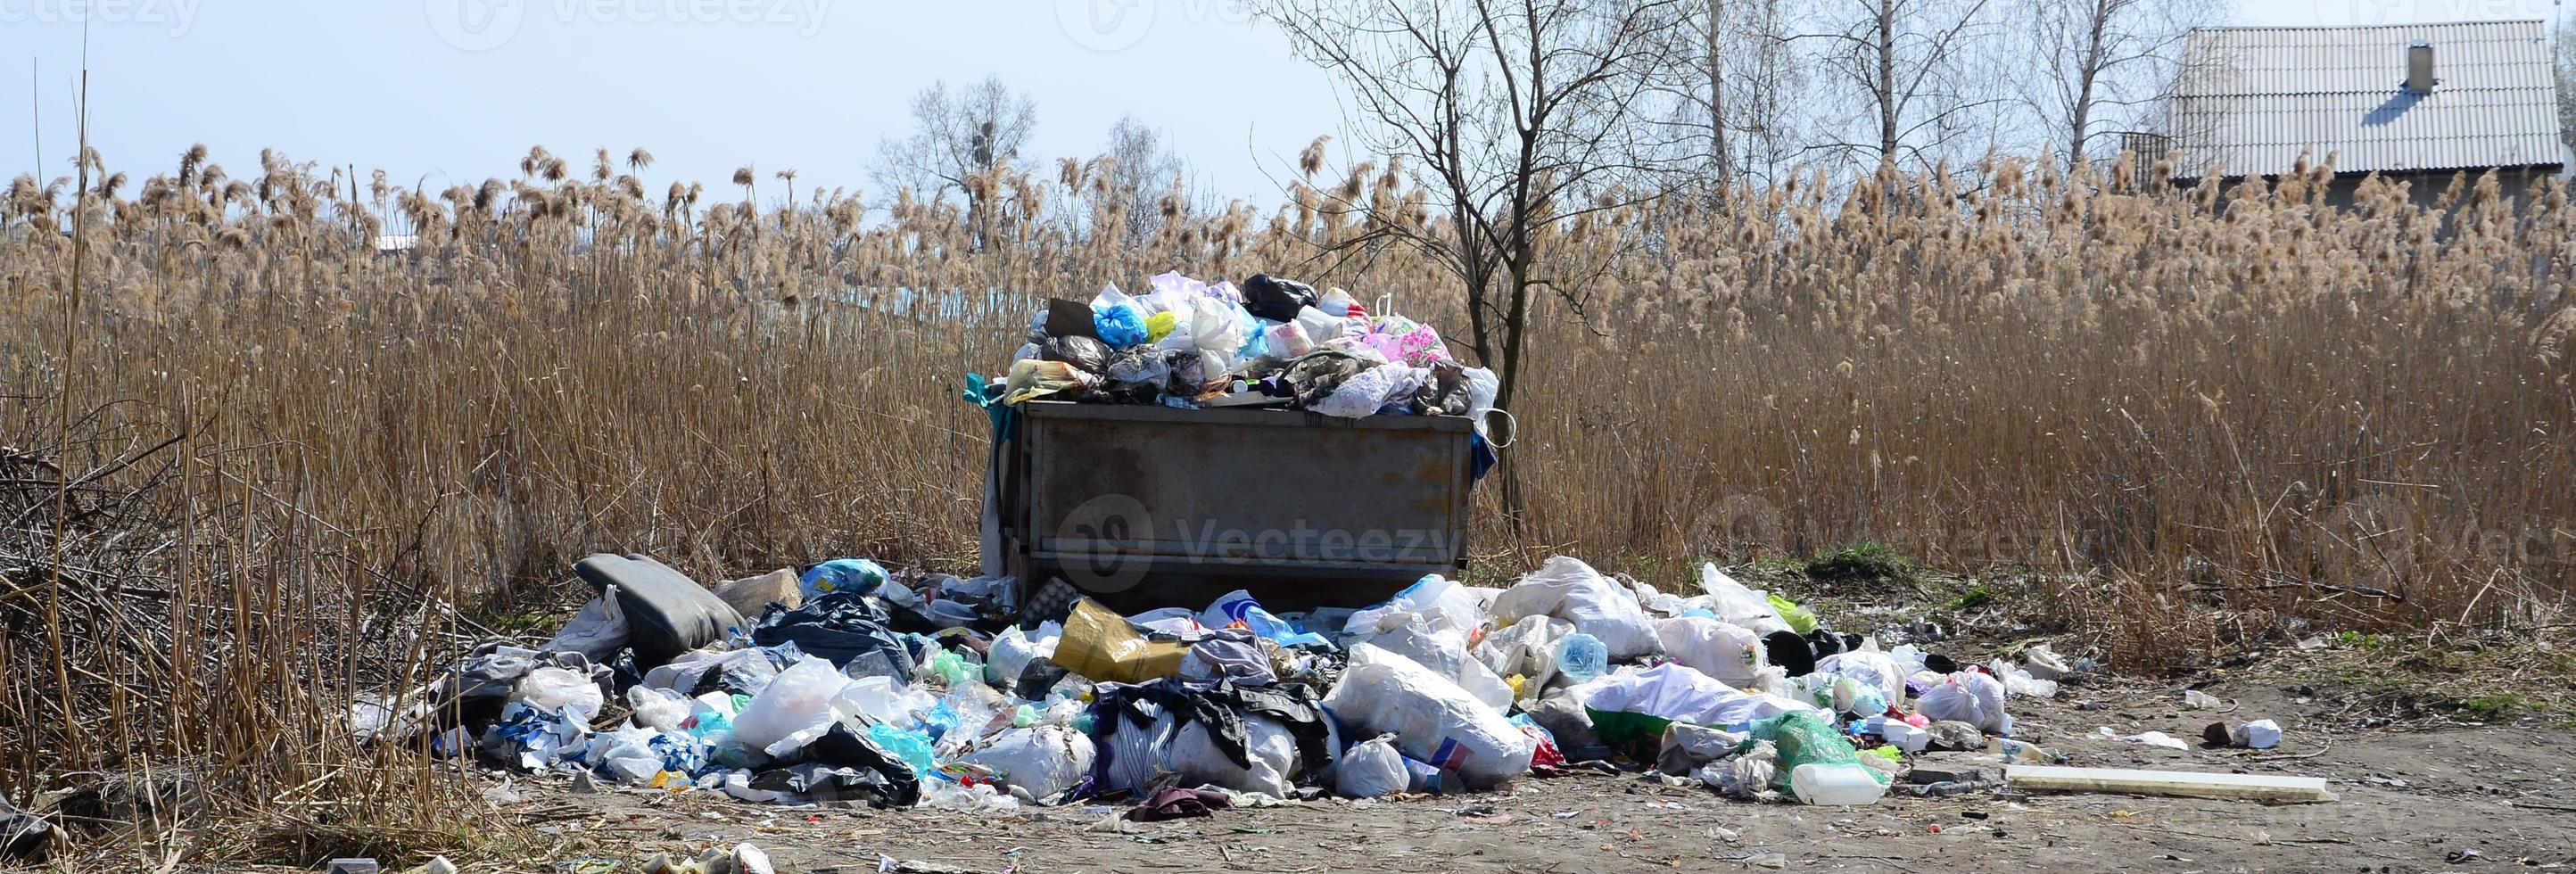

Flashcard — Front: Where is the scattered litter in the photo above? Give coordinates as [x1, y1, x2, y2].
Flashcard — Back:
[2096, 726, 2191, 750]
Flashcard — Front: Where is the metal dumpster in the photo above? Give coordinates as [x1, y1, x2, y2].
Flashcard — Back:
[995, 400, 1474, 614]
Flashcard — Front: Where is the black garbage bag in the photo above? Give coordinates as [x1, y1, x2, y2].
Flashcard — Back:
[1044, 298, 1102, 339]
[1, 796, 56, 862]
[781, 723, 923, 807]
[749, 592, 918, 681]
[574, 554, 743, 667]
[748, 747, 919, 808]
[1011, 656, 1072, 700]
[1090, 679, 1333, 774]
[1042, 334, 1110, 374]
[1241, 274, 1319, 323]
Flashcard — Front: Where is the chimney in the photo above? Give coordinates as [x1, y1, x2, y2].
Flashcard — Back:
[2404, 40, 2435, 94]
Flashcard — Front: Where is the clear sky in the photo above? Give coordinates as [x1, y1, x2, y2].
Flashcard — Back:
[0, 0, 2562, 205]
[0, 0, 1349, 208]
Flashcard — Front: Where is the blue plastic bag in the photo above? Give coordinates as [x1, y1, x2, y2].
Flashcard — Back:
[1094, 303, 1149, 349]
[800, 559, 888, 600]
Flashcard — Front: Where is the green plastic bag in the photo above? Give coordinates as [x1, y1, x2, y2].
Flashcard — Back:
[1742, 712, 1888, 792]
[1766, 594, 1819, 635]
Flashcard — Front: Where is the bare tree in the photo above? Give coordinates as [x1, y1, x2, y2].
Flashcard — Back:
[1263, 0, 1691, 530]
[2022, 0, 2214, 171]
[1640, 0, 1813, 190]
[871, 77, 1037, 248]
[1101, 115, 1187, 243]
[1801, 0, 2003, 169]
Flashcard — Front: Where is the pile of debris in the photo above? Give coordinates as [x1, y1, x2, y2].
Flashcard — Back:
[986, 272, 1497, 420]
[359, 551, 2148, 815]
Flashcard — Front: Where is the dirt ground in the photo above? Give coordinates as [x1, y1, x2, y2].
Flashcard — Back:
[491, 649, 2576, 874]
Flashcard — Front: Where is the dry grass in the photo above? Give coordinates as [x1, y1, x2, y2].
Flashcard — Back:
[0, 144, 2570, 860]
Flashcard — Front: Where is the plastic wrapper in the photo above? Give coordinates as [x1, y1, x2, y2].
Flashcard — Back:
[1003, 359, 1100, 405]
[1094, 303, 1149, 349]
[1241, 273, 1319, 322]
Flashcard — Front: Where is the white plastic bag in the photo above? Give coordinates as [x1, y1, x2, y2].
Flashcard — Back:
[829, 675, 932, 728]
[1309, 364, 1425, 418]
[584, 723, 669, 784]
[1321, 643, 1535, 788]
[1476, 614, 1574, 695]
[730, 656, 851, 757]
[1490, 557, 1664, 660]
[1335, 735, 1408, 798]
[515, 666, 605, 723]
[1816, 650, 1908, 705]
[1583, 663, 1815, 727]
[627, 686, 693, 732]
[1986, 658, 2060, 698]
[987, 623, 1061, 686]
[1655, 617, 1765, 688]
[541, 585, 630, 661]
[1168, 712, 1300, 797]
[1344, 574, 1486, 639]
[1917, 672, 2010, 733]
[961, 725, 1095, 803]
[1696, 563, 1788, 634]
[1350, 617, 1515, 713]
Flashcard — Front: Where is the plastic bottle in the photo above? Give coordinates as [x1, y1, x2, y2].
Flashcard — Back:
[1788, 763, 1888, 805]
[1987, 737, 2065, 764]
[1555, 633, 1609, 684]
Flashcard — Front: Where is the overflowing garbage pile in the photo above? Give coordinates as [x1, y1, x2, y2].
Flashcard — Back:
[988, 272, 1500, 420]
[366, 552, 2098, 813]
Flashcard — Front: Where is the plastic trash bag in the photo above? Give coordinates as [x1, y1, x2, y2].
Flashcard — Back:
[541, 585, 631, 662]
[1477, 614, 1573, 692]
[1094, 704, 1180, 795]
[1746, 711, 1890, 804]
[628, 686, 694, 732]
[1986, 657, 2060, 698]
[516, 666, 606, 723]
[1242, 274, 1320, 322]
[987, 623, 1061, 687]
[1815, 650, 1907, 705]
[1094, 302, 1149, 349]
[1917, 671, 2010, 733]
[1767, 595, 1821, 635]
[644, 644, 799, 697]
[585, 723, 706, 784]
[1490, 557, 1665, 660]
[1696, 563, 1789, 634]
[483, 701, 590, 771]
[1350, 616, 1515, 713]
[1309, 364, 1427, 418]
[1793, 672, 1889, 717]
[1655, 721, 1751, 777]
[1322, 643, 1535, 788]
[1292, 306, 1346, 344]
[798, 559, 888, 600]
[1262, 320, 1316, 359]
[961, 725, 1094, 803]
[1190, 300, 1257, 360]
[1202, 590, 1331, 649]
[1335, 734, 1408, 798]
[1581, 663, 1816, 748]
[1655, 616, 1765, 688]
[748, 593, 915, 682]
[829, 675, 933, 728]
[1165, 710, 1300, 797]
[730, 656, 853, 758]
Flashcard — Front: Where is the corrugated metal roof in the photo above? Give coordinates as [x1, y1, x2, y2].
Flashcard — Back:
[2168, 21, 2565, 178]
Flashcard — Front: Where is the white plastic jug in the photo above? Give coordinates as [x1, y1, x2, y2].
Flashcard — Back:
[1789, 763, 1888, 806]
